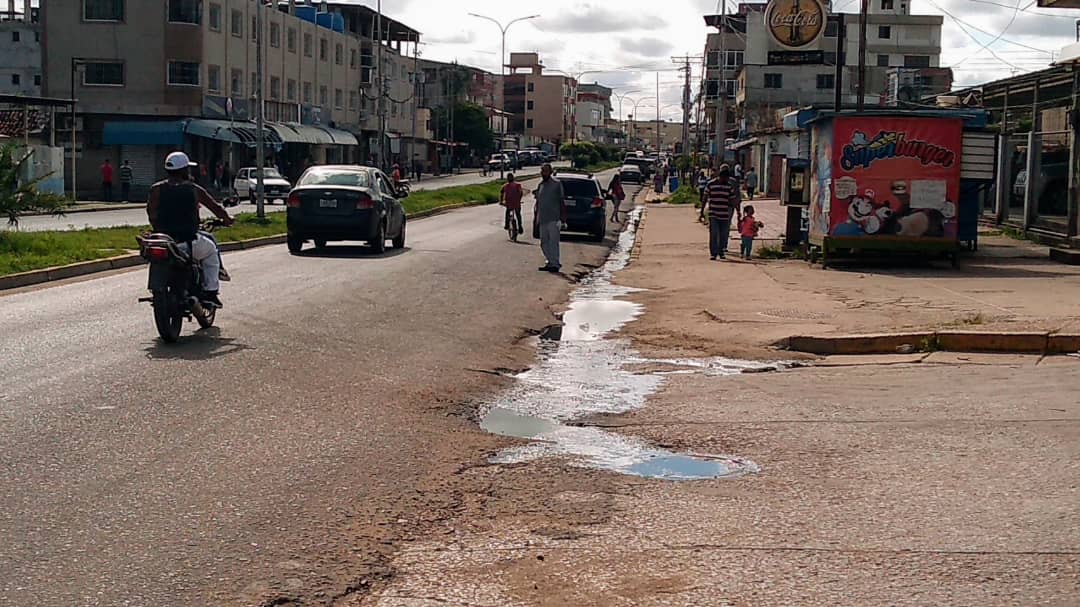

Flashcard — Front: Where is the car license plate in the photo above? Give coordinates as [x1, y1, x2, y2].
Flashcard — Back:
[319, 199, 337, 208]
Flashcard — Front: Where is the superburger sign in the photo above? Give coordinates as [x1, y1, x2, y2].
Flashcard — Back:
[765, 0, 827, 49]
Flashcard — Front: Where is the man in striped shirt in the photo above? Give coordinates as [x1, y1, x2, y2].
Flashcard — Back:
[703, 164, 741, 260]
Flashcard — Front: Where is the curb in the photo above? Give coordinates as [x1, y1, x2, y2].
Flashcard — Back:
[780, 331, 1080, 356]
[0, 200, 500, 293]
[25, 203, 146, 217]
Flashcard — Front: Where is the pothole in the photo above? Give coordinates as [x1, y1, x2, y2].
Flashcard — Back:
[478, 208, 775, 481]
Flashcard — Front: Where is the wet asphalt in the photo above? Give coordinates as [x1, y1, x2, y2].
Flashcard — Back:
[0, 171, 638, 605]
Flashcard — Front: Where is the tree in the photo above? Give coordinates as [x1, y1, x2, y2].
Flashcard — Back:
[0, 143, 68, 227]
[436, 101, 495, 159]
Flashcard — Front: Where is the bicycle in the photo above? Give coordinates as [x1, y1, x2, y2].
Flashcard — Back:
[505, 205, 519, 242]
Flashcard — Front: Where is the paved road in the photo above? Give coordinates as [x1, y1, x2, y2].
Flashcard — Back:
[0, 171, 638, 606]
[11, 163, 564, 232]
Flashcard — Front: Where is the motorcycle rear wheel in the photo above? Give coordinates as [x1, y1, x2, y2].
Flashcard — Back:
[153, 288, 183, 343]
[196, 305, 216, 329]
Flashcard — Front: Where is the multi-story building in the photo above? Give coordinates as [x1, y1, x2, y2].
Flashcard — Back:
[1, 3, 41, 96]
[503, 53, 575, 147]
[43, 0, 419, 194]
[420, 58, 503, 163]
[575, 82, 613, 143]
[701, 7, 751, 144]
[615, 118, 684, 151]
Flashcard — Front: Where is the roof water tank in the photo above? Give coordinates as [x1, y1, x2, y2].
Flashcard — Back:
[295, 5, 316, 23]
[316, 12, 333, 30]
[331, 13, 345, 33]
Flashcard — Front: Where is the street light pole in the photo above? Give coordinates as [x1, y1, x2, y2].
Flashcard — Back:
[468, 13, 539, 156]
[255, 0, 265, 218]
[611, 89, 641, 146]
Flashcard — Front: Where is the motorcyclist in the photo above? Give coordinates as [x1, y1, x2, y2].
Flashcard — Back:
[146, 152, 234, 308]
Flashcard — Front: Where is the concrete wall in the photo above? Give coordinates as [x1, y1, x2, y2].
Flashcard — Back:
[525, 74, 573, 143]
[0, 20, 40, 95]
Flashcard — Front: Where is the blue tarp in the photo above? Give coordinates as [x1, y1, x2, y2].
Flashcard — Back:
[103, 120, 185, 146]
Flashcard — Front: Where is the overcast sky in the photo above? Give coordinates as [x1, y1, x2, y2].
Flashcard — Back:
[347, 0, 1079, 121]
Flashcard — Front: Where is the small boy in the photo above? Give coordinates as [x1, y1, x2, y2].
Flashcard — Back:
[738, 205, 765, 260]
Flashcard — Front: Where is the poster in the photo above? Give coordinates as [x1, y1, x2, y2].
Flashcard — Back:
[827, 116, 962, 240]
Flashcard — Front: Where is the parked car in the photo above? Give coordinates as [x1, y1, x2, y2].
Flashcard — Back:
[1011, 151, 1070, 216]
[521, 149, 544, 166]
[622, 155, 654, 179]
[500, 149, 522, 170]
[487, 154, 511, 172]
[233, 167, 292, 203]
[619, 164, 644, 184]
[532, 173, 608, 242]
[285, 165, 407, 255]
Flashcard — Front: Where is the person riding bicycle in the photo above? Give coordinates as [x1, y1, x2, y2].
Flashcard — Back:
[146, 152, 234, 308]
[500, 173, 524, 235]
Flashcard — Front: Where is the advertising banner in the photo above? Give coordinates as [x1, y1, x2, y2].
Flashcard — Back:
[827, 116, 963, 241]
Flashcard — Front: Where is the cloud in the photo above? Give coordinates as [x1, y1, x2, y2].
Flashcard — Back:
[617, 37, 676, 58]
[535, 3, 667, 33]
[425, 31, 476, 45]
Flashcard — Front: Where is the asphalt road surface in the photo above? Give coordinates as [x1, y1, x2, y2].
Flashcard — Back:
[12, 163, 564, 232]
[0, 171, 638, 606]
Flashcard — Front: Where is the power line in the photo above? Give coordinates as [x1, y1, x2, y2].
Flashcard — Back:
[949, 0, 1024, 69]
[924, 0, 1054, 55]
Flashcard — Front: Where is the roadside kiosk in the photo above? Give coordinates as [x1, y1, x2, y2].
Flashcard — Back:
[804, 110, 986, 267]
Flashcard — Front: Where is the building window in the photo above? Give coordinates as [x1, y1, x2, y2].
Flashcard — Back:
[526, 118, 534, 129]
[904, 55, 931, 68]
[319, 38, 328, 61]
[34, 31, 39, 42]
[270, 22, 280, 47]
[725, 50, 744, 67]
[335, 88, 343, 109]
[287, 78, 297, 101]
[816, 74, 835, 90]
[878, 54, 890, 67]
[287, 28, 296, 53]
[350, 49, 357, 68]
[34, 74, 41, 86]
[11, 74, 20, 86]
[881, 0, 894, 8]
[527, 100, 534, 111]
[390, 101, 397, 116]
[168, 0, 202, 25]
[167, 61, 200, 86]
[269, 76, 281, 99]
[11, 31, 19, 42]
[527, 82, 534, 93]
[250, 71, 257, 94]
[725, 80, 736, 98]
[303, 81, 312, 103]
[230, 9, 241, 36]
[231, 68, 243, 95]
[207, 3, 221, 31]
[349, 91, 358, 111]
[333, 43, 342, 65]
[207, 64, 221, 92]
[303, 33, 313, 57]
[764, 73, 783, 89]
[83, 61, 124, 86]
[706, 50, 719, 68]
[319, 85, 328, 105]
[878, 26, 891, 39]
[825, 19, 838, 37]
[84, 0, 124, 21]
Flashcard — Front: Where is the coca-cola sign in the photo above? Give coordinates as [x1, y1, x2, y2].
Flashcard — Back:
[765, 0, 827, 49]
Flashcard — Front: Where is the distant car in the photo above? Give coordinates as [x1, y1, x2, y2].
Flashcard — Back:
[488, 154, 510, 171]
[532, 173, 608, 242]
[522, 149, 544, 166]
[285, 165, 407, 255]
[619, 164, 644, 184]
[500, 149, 522, 170]
[622, 156, 653, 179]
[233, 167, 291, 203]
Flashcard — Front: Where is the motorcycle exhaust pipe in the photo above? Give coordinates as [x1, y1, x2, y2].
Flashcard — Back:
[188, 296, 207, 317]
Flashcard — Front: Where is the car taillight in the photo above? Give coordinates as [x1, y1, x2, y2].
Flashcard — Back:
[148, 246, 170, 261]
[287, 193, 301, 207]
[592, 197, 605, 208]
[356, 194, 375, 209]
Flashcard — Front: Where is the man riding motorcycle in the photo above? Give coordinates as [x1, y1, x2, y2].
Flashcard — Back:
[146, 152, 234, 307]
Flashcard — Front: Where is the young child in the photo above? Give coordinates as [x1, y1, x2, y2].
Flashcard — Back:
[738, 205, 765, 260]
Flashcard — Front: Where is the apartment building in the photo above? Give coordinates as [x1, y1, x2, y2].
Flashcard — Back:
[576, 82, 613, 143]
[503, 53, 575, 146]
[43, 0, 419, 193]
[701, 8, 750, 143]
[419, 58, 503, 161]
[1, 3, 40, 96]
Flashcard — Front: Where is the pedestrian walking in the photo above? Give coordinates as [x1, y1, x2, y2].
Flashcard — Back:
[607, 173, 625, 223]
[413, 155, 423, 181]
[534, 163, 565, 272]
[738, 205, 764, 259]
[744, 167, 759, 200]
[699, 164, 741, 260]
[119, 160, 133, 201]
[222, 161, 231, 190]
[214, 160, 224, 191]
[100, 159, 114, 201]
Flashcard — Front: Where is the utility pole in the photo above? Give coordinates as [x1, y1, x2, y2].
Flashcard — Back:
[834, 14, 846, 112]
[655, 72, 661, 154]
[713, 0, 727, 167]
[376, 0, 384, 169]
[411, 33, 419, 166]
[672, 55, 700, 158]
[857, 0, 869, 112]
[255, 0, 265, 218]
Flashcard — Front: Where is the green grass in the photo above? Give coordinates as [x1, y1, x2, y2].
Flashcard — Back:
[756, 245, 787, 259]
[666, 185, 700, 205]
[1, 179, 515, 277]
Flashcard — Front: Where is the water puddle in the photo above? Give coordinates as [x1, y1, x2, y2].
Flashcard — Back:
[479, 209, 773, 481]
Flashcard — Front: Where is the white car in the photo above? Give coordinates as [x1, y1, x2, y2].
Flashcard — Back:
[233, 167, 292, 203]
[619, 164, 643, 184]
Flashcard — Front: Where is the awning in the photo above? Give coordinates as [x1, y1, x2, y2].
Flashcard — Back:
[1054, 41, 1080, 65]
[322, 126, 358, 145]
[103, 120, 185, 146]
[729, 137, 759, 151]
[270, 123, 334, 145]
[184, 119, 283, 146]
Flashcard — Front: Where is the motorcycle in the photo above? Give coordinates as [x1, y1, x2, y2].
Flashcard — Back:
[395, 179, 411, 197]
[137, 220, 231, 343]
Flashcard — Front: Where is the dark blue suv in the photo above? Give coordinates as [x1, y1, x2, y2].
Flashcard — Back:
[532, 173, 607, 242]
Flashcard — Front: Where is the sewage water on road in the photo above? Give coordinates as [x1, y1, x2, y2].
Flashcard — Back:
[480, 209, 771, 481]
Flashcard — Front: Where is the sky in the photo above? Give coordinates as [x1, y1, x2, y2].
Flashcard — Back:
[345, 0, 1080, 121]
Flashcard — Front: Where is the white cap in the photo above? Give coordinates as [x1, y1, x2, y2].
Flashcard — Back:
[164, 151, 191, 171]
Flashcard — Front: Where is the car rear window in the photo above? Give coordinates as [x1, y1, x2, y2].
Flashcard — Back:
[559, 178, 600, 198]
[299, 169, 370, 187]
